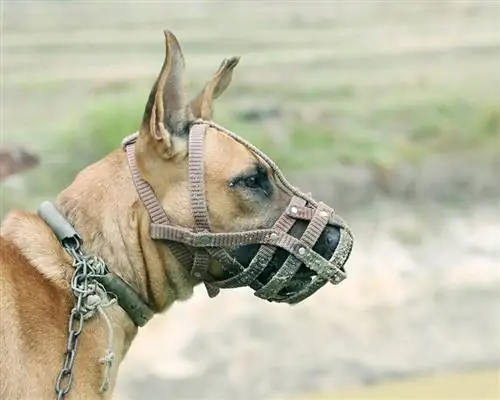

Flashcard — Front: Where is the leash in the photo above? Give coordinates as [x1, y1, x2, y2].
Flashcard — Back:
[37, 202, 154, 399]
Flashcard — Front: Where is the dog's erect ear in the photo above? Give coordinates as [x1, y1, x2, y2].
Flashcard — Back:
[140, 30, 194, 159]
[190, 56, 240, 120]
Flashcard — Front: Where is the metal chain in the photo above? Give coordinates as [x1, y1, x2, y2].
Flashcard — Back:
[55, 241, 110, 400]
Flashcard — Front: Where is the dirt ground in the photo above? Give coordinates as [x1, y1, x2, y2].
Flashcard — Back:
[111, 201, 500, 400]
[2, 1, 500, 399]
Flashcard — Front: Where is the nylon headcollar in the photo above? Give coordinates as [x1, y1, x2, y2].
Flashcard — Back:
[122, 120, 354, 304]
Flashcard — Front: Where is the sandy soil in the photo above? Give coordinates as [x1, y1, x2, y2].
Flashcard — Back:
[114, 202, 500, 400]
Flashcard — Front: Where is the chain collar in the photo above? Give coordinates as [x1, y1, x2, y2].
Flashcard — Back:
[37, 201, 154, 399]
[54, 240, 115, 399]
[37, 201, 155, 327]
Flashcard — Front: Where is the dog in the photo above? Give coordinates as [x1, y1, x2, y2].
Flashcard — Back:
[0, 30, 352, 399]
[0, 144, 39, 182]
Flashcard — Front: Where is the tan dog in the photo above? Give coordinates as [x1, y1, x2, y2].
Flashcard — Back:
[0, 31, 349, 399]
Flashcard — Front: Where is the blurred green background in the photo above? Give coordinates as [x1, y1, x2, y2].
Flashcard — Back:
[1, 1, 499, 399]
[3, 0, 499, 213]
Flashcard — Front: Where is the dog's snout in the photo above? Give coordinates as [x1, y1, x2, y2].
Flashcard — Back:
[312, 225, 340, 262]
[325, 226, 340, 248]
[286, 220, 340, 260]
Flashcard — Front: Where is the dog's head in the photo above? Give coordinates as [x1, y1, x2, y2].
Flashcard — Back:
[132, 31, 352, 304]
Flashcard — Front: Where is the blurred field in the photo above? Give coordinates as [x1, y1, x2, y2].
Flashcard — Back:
[287, 369, 500, 400]
[2, 1, 500, 400]
[3, 0, 500, 213]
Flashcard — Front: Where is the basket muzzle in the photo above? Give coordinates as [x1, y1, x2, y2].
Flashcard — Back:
[123, 120, 354, 304]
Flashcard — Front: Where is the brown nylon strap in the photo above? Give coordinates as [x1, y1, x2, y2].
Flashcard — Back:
[255, 202, 331, 298]
[285, 225, 354, 304]
[286, 206, 315, 221]
[205, 282, 220, 298]
[284, 204, 350, 231]
[191, 250, 210, 279]
[286, 276, 327, 304]
[191, 119, 318, 208]
[205, 247, 246, 283]
[328, 228, 353, 279]
[211, 196, 307, 289]
[258, 232, 346, 283]
[123, 136, 218, 297]
[150, 224, 275, 247]
[204, 245, 269, 289]
[186, 124, 214, 292]
[188, 123, 211, 231]
[267, 202, 351, 303]
[125, 140, 169, 225]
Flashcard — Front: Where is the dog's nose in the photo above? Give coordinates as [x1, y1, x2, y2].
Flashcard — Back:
[324, 225, 340, 249]
[310, 224, 341, 263]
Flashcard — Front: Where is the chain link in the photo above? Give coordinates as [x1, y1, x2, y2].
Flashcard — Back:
[55, 242, 109, 400]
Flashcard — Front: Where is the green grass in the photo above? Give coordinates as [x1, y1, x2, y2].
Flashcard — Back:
[2, 0, 500, 209]
[17, 85, 498, 201]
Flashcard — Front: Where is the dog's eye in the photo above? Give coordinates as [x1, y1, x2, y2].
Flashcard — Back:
[230, 165, 272, 197]
[243, 175, 260, 189]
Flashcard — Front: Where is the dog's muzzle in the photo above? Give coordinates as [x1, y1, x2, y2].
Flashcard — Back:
[122, 120, 354, 304]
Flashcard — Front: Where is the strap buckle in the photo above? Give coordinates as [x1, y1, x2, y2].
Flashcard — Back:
[121, 132, 139, 149]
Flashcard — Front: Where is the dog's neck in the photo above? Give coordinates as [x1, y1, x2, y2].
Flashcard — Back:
[0, 148, 200, 396]
[55, 149, 197, 317]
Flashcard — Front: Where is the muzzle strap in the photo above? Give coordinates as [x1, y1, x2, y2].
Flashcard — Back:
[187, 123, 219, 295]
[254, 202, 331, 299]
[122, 132, 219, 298]
[150, 223, 275, 247]
[122, 120, 354, 304]
[188, 123, 211, 231]
[208, 196, 307, 289]
[284, 204, 350, 230]
[123, 133, 169, 226]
